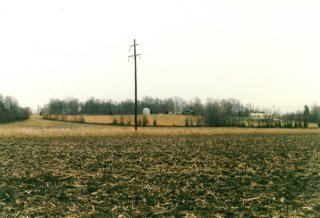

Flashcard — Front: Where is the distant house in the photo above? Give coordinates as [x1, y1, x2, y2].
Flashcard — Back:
[181, 109, 194, 115]
[307, 123, 319, 129]
[249, 112, 265, 120]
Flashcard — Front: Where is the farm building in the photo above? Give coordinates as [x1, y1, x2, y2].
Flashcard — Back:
[181, 109, 194, 115]
[142, 108, 151, 115]
[249, 112, 265, 120]
[307, 123, 319, 128]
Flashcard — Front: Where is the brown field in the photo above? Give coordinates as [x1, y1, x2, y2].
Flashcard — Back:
[0, 134, 319, 217]
[0, 117, 319, 217]
[50, 114, 201, 127]
[0, 116, 320, 137]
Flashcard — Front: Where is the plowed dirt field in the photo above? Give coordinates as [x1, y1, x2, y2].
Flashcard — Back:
[0, 135, 319, 217]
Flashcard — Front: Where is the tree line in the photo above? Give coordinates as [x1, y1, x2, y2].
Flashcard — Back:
[42, 96, 205, 116]
[42, 96, 320, 128]
[0, 94, 31, 123]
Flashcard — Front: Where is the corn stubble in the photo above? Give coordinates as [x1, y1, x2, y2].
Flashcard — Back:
[0, 135, 319, 217]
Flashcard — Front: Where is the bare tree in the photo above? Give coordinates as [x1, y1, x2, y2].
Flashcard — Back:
[173, 96, 186, 114]
[190, 97, 204, 116]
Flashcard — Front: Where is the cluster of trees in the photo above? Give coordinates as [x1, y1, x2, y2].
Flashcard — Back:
[42, 96, 320, 128]
[0, 93, 316, 128]
[204, 100, 320, 128]
[42, 96, 206, 116]
[0, 94, 31, 123]
[204, 98, 250, 127]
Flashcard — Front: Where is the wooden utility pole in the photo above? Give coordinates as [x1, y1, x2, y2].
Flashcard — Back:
[129, 39, 140, 131]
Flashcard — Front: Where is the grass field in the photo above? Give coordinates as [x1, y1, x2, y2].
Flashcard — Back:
[0, 117, 319, 217]
[48, 114, 201, 127]
[0, 115, 320, 137]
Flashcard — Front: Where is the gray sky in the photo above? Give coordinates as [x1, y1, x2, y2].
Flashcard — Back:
[0, 0, 319, 112]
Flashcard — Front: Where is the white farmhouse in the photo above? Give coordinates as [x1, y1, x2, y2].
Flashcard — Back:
[249, 112, 265, 120]
[308, 123, 319, 128]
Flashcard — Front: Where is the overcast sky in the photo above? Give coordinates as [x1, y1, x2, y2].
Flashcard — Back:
[0, 0, 319, 112]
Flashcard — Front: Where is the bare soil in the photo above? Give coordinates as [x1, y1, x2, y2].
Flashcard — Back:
[0, 135, 319, 217]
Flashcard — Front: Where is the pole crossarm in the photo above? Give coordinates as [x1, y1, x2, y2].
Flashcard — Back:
[128, 54, 140, 62]
[129, 43, 138, 51]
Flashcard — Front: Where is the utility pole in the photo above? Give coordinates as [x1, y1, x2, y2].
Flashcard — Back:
[129, 39, 140, 131]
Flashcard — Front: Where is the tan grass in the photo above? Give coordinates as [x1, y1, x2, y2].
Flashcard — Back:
[0, 116, 319, 137]
[65, 114, 200, 126]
